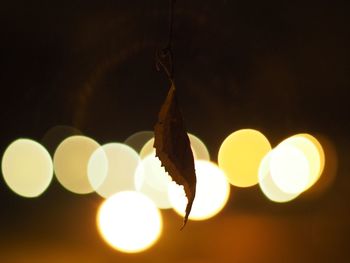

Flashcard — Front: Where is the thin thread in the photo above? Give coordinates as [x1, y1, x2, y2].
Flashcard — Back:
[156, 0, 176, 83]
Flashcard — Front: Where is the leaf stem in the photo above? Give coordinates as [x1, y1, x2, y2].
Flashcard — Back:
[156, 0, 176, 84]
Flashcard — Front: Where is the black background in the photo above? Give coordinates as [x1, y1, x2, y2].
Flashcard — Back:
[0, 1, 349, 262]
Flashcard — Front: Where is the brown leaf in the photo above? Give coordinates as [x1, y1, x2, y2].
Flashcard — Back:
[154, 83, 196, 228]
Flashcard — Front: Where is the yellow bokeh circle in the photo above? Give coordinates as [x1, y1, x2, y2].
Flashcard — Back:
[270, 143, 310, 194]
[1, 139, 53, 197]
[258, 151, 300, 202]
[218, 129, 271, 187]
[53, 135, 100, 194]
[97, 191, 162, 253]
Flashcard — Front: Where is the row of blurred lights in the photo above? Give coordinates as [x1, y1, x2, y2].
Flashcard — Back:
[1, 126, 336, 253]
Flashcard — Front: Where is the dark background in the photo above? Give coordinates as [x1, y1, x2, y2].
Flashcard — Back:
[0, 0, 349, 262]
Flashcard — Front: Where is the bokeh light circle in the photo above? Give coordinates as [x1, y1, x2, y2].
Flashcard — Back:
[41, 125, 82, 156]
[280, 135, 321, 190]
[258, 151, 300, 202]
[302, 135, 337, 198]
[97, 191, 162, 253]
[134, 154, 173, 209]
[53, 135, 100, 194]
[188, 133, 210, 161]
[218, 129, 272, 187]
[88, 143, 140, 198]
[124, 131, 154, 153]
[1, 139, 53, 197]
[139, 138, 155, 159]
[168, 160, 230, 220]
[296, 133, 325, 187]
[270, 143, 310, 194]
[298, 134, 325, 172]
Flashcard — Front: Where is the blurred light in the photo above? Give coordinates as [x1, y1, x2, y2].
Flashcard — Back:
[53, 135, 100, 194]
[88, 143, 140, 198]
[1, 139, 53, 197]
[280, 134, 322, 190]
[41, 125, 82, 156]
[124, 131, 154, 152]
[270, 143, 310, 194]
[302, 135, 337, 198]
[97, 191, 162, 253]
[139, 138, 155, 159]
[188, 133, 210, 161]
[134, 154, 173, 209]
[168, 160, 230, 220]
[258, 151, 299, 202]
[139, 133, 209, 161]
[218, 129, 271, 187]
[298, 133, 325, 181]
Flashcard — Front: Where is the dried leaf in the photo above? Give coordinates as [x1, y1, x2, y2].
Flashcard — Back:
[154, 83, 196, 228]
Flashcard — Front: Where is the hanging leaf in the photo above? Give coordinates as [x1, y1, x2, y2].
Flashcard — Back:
[154, 83, 196, 228]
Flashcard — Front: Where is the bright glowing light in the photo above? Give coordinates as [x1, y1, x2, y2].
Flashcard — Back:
[279, 135, 321, 190]
[1, 139, 53, 197]
[258, 151, 299, 202]
[88, 143, 140, 198]
[297, 133, 325, 184]
[302, 135, 336, 198]
[97, 191, 162, 253]
[53, 135, 100, 194]
[218, 129, 271, 187]
[124, 131, 154, 153]
[139, 133, 209, 161]
[270, 144, 310, 194]
[134, 154, 173, 209]
[168, 160, 230, 220]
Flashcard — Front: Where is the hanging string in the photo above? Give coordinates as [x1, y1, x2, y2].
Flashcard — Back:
[156, 0, 176, 84]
